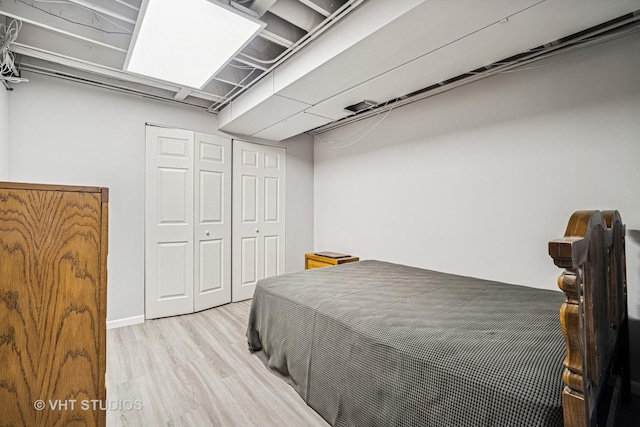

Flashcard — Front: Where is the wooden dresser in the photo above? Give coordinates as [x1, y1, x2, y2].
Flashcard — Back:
[305, 252, 359, 270]
[0, 182, 108, 427]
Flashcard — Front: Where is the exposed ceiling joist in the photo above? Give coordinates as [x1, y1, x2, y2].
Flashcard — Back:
[1, 0, 132, 51]
[232, 56, 269, 71]
[16, 27, 126, 68]
[7, 0, 633, 143]
[12, 44, 226, 101]
[199, 79, 236, 99]
[258, 28, 295, 48]
[173, 87, 191, 101]
[261, 11, 307, 45]
[66, 0, 137, 24]
[22, 61, 215, 107]
[297, 0, 330, 17]
[213, 65, 260, 87]
[299, 0, 347, 16]
[250, 0, 279, 17]
[113, 0, 140, 11]
[1, 0, 364, 113]
[270, 0, 324, 32]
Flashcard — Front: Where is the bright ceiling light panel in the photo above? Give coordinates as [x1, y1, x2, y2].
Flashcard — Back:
[126, 0, 265, 89]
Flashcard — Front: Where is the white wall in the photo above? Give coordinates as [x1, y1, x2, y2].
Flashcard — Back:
[315, 35, 640, 380]
[8, 74, 314, 324]
[0, 86, 9, 180]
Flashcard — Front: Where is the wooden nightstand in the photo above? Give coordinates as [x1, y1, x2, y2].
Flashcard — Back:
[305, 252, 359, 270]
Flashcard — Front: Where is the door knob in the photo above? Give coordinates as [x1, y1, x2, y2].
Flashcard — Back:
[205, 231, 210, 236]
[255, 228, 260, 233]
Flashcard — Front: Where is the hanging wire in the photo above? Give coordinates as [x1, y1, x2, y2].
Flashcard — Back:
[315, 99, 400, 149]
[207, 67, 259, 112]
[30, 0, 135, 33]
[0, 19, 29, 83]
[228, 62, 258, 70]
[17, 0, 132, 35]
[499, 26, 640, 74]
[462, 25, 640, 76]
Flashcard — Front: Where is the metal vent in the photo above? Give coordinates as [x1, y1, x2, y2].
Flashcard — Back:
[344, 100, 378, 113]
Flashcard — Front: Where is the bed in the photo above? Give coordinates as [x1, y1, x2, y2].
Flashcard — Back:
[247, 210, 629, 427]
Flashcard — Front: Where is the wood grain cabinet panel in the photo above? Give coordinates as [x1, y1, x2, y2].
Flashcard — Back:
[0, 182, 108, 427]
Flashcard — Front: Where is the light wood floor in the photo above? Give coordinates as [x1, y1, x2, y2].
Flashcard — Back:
[106, 300, 329, 427]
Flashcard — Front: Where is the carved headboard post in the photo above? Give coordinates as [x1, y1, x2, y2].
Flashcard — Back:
[551, 248, 589, 427]
[549, 210, 628, 427]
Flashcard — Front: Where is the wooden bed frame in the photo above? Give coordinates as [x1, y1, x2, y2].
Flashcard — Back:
[549, 210, 630, 427]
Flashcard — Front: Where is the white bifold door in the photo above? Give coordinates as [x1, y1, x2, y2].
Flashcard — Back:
[145, 126, 232, 319]
[232, 141, 286, 302]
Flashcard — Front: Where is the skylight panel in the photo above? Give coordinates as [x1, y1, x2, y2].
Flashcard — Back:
[126, 0, 264, 89]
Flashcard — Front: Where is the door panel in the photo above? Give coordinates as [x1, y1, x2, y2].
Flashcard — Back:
[146, 128, 231, 318]
[157, 242, 190, 299]
[242, 148, 258, 167]
[260, 146, 285, 280]
[146, 127, 194, 319]
[264, 177, 280, 222]
[199, 171, 223, 223]
[194, 132, 232, 312]
[199, 239, 223, 292]
[233, 140, 286, 302]
[200, 140, 224, 162]
[241, 175, 258, 222]
[158, 168, 189, 222]
[158, 135, 189, 157]
[241, 237, 258, 285]
[264, 152, 280, 169]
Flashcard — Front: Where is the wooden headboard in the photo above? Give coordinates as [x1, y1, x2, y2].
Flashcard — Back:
[549, 210, 629, 427]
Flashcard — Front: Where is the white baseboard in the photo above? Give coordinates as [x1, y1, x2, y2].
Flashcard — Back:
[106, 315, 145, 330]
[632, 380, 640, 396]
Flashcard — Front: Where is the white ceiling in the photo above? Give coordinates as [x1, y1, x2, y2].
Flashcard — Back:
[1, 0, 639, 140]
[1, 0, 357, 108]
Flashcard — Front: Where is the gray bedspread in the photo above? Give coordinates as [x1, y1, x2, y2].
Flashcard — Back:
[247, 260, 565, 427]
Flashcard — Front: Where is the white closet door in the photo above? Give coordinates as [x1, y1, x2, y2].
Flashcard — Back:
[145, 126, 194, 319]
[194, 132, 232, 312]
[232, 141, 286, 302]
